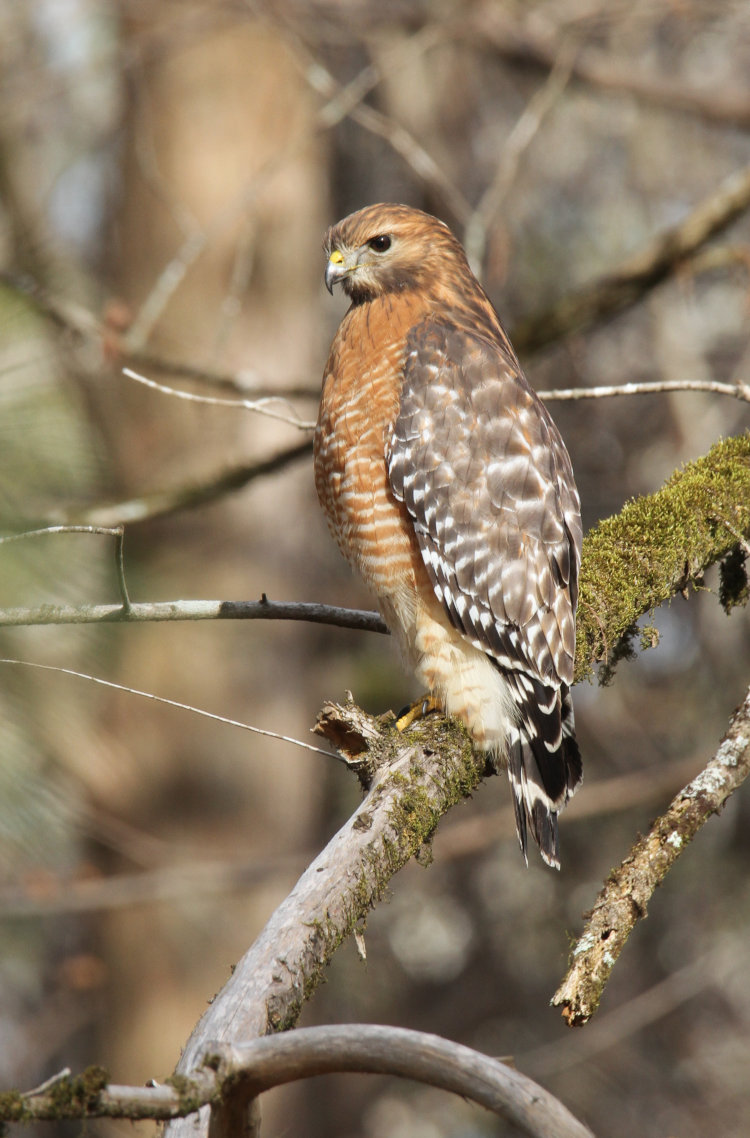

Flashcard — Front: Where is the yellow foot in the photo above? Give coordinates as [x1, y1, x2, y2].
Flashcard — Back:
[395, 693, 442, 732]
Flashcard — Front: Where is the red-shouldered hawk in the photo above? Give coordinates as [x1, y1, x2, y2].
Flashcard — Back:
[314, 203, 582, 868]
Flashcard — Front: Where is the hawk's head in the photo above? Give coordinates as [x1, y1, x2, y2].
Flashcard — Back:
[324, 203, 470, 303]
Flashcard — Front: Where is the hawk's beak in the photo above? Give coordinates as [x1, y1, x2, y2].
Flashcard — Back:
[325, 248, 348, 294]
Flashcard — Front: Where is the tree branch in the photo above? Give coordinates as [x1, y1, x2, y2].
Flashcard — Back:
[513, 162, 750, 354]
[1, 1025, 595, 1138]
[553, 682, 750, 1026]
[53, 440, 313, 527]
[163, 699, 491, 1138]
[206, 1025, 595, 1138]
[471, 8, 750, 131]
[575, 433, 750, 682]
[0, 597, 387, 634]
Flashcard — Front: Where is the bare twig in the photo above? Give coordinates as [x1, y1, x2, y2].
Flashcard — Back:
[538, 378, 750, 404]
[294, 39, 472, 225]
[1, 1025, 595, 1138]
[553, 683, 750, 1026]
[123, 230, 207, 351]
[0, 597, 388, 633]
[0, 525, 123, 546]
[465, 44, 575, 277]
[113, 526, 131, 610]
[3, 436, 747, 666]
[0, 659, 333, 758]
[122, 367, 315, 430]
[514, 161, 750, 353]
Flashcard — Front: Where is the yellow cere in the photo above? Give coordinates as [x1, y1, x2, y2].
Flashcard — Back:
[329, 249, 344, 265]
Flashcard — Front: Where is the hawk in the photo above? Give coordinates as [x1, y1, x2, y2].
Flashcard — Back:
[314, 203, 582, 868]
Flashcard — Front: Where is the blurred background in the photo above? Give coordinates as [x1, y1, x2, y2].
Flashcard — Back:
[1, 2, 750, 1136]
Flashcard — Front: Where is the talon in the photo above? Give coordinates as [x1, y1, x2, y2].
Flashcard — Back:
[395, 693, 442, 732]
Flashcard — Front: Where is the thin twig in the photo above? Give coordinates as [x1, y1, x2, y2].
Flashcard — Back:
[294, 39, 472, 225]
[0, 659, 333, 758]
[537, 378, 750, 404]
[0, 525, 123, 545]
[465, 43, 575, 277]
[123, 231, 207, 351]
[113, 526, 131, 611]
[553, 683, 750, 1026]
[122, 367, 315, 430]
[25, 1069, 73, 1097]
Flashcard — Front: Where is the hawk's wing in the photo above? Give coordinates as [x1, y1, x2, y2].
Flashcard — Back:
[386, 316, 581, 691]
[386, 316, 582, 858]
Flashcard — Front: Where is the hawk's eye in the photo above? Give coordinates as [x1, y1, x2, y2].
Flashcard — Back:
[368, 234, 391, 253]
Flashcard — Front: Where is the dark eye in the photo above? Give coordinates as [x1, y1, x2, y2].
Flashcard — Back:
[368, 234, 391, 252]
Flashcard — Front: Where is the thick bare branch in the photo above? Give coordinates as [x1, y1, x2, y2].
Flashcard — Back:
[164, 700, 489, 1138]
[207, 1025, 595, 1138]
[1, 1025, 594, 1138]
[553, 683, 750, 1026]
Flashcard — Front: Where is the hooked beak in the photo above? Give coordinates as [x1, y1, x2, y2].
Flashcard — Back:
[325, 248, 349, 294]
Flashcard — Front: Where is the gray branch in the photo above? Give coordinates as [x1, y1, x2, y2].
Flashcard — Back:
[553, 682, 750, 1026]
[0, 597, 388, 634]
[3, 1025, 594, 1138]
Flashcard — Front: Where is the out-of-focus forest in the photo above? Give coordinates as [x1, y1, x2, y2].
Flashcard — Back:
[1, 2, 750, 1136]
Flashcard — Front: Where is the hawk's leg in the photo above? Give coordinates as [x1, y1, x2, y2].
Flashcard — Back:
[395, 693, 443, 732]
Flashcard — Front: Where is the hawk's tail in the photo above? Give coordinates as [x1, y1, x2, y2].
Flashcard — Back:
[506, 683, 582, 870]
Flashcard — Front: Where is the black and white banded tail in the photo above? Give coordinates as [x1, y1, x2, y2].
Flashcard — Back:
[504, 676, 582, 869]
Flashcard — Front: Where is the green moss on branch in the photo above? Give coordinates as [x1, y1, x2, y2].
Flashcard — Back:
[575, 433, 750, 682]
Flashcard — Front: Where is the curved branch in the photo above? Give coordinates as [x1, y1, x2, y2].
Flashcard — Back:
[553, 682, 750, 1026]
[206, 1025, 595, 1138]
[2, 1026, 594, 1138]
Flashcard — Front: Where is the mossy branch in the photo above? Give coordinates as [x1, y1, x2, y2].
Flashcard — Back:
[164, 701, 488, 1138]
[553, 683, 750, 1026]
[575, 432, 750, 683]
